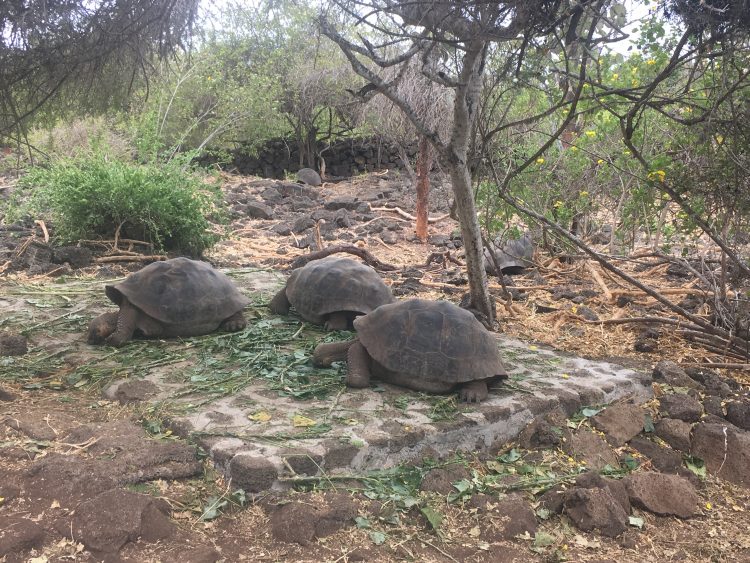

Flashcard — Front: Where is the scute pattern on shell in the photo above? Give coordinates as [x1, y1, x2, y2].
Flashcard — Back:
[285, 257, 394, 323]
[353, 299, 506, 383]
[106, 258, 250, 325]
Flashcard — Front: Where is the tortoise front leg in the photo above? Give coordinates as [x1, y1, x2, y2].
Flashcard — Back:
[87, 312, 119, 344]
[220, 311, 247, 332]
[346, 340, 371, 389]
[105, 300, 138, 347]
[459, 380, 489, 403]
[268, 288, 291, 315]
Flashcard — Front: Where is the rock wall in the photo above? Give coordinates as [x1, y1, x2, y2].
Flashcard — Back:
[222, 137, 417, 179]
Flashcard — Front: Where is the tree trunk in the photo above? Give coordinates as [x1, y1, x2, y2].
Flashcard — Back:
[444, 41, 494, 325]
[415, 135, 431, 243]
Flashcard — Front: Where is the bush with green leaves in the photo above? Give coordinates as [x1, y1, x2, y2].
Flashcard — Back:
[19, 153, 225, 256]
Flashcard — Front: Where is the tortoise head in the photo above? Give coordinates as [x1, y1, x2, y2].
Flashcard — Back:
[87, 312, 119, 344]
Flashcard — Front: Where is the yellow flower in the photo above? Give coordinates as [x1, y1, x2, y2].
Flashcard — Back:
[648, 170, 666, 182]
[706, 502, 712, 510]
[207, 76, 213, 81]
[623, 150, 631, 155]
[553, 200, 563, 208]
[585, 130, 596, 138]
[579, 190, 589, 197]
[632, 79, 640, 87]
[682, 106, 693, 113]
[647, 59, 656, 65]
[597, 159, 604, 165]
[536, 157, 545, 164]
[612, 73, 619, 80]
[715, 135, 724, 145]
[561, 373, 570, 379]
[570, 146, 578, 152]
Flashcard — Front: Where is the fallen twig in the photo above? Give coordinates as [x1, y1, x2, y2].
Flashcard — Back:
[94, 255, 167, 264]
[289, 245, 398, 271]
[371, 206, 450, 224]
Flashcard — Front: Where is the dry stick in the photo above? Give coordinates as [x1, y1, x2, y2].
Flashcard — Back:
[289, 245, 398, 271]
[686, 362, 750, 370]
[371, 206, 450, 224]
[586, 261, 613, 301]
[610, 287, 715, 297]
[34, 219, 49, 243]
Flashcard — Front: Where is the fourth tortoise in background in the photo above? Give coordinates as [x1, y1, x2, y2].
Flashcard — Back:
[269, 256, 394, 330]
[313, 298, 507, 402]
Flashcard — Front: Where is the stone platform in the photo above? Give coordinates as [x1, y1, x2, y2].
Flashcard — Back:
[107, 324, 652, 494]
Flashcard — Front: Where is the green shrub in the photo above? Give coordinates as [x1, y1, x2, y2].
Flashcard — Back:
[19, 153, 225, 255]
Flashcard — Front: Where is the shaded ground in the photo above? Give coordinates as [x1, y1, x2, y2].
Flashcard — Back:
[2, 170, 750, 562]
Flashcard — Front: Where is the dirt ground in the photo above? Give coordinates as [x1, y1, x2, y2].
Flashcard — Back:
[2, 170, 750, 562]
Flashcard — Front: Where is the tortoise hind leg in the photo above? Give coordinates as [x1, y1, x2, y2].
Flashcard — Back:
[346, 341, 371, 388]
[459, 380, 489, 403]
[105, 300, 139, 347]
[269, 288, 291, 315]
[220, 311, 247, 332]
[313, 340, 355, 367]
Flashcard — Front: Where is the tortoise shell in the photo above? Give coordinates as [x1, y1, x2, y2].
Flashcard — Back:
[353, 299, 506, 383]
[285, 257, 394, 324]
[105, 258, 249, 326]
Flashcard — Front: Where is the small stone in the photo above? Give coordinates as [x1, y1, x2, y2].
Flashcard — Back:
[654, 418, 692, 452]
[624, 473, 700, 518]
[634, 337, 658, 353]
[519, 411, 566, 449]
[563, 487, 628, 537]
[229, 454, 278, 492]
[324, 196, 359, 211]
[283, 451, 324, 476]
[0, 386, 16, 402]
[691, 422, 750, 486]
[575, 305, 599, 321]
[591, 403, 646, 447]
[245, 201, 275, 220]
[481, 494, 538, 541]
[270, 493, 356, 545]
[725, 401, 750, 431]
[653, 360, 703, 389]
[420, 464, 471, 495]
[114, 379, 160, 404]
[703, 396, 725, 418]
[0, 333, 27, 356]
[271, 222, 293, 236]
[658, 394, 703, 423]
[537, 485, 566, 515]
[574, 472, 630, 514]
[563, 429, 620, 470]
[292, 215, 315, 233]
[380, 231, 399, 245]
[428, 234, 450, 246]
[261, 187, 283, 203]
[629, 437, 683, 474]
[69, 489, 174, 553]
[52, 245, 93, 268]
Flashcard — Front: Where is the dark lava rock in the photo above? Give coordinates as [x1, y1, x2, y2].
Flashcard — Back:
[726, 401, 750, 431]
[629, 437, 683, 474]
[575, 305, 599, 321]
[658, 394, 703, 423]
[703, 396, 725, 418]
[276, 182, 319, 200]
[479, 493, 538, 541]
[420, 464, 471, 495]
[261, 187, 283, 203]
[563, 487, 628, 537]
[291, 196, 317, 211]
[0, 333, 28, 356]
[519, 411, 566, 449]
[52, 245, 92, 268]
[67, 489, 174, 553]
[245, 201, 275, 220]
[574, 472, 631, 514]
[229, 454, 278, 492]
[653, 360, 703, 390]
[0, 516, 45, 558]
[0, 386, 16, 402]
[591, 403, 646, 447]
[634, 336, 658, 353]
[113, 379, 160, 404]
[297, 167, 322, 186]
[282, 450, 324, 476]
[324, 196, 359, 211]
[162, 545, 222, 563]
[428, 234, 450, 247]
[563, 429, 620, 470]
[292, 215, 315, 233]
[271, 222, 293, 236]
[537, 485, 567, 515]
[654, 418, 692, 452]
[685, 368, 738, 397]
[269, 492, 357, 545]
[691, 422, 750, 486]
[624, 472, 700, 518]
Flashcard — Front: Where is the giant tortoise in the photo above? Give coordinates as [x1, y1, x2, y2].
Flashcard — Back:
[313, 298, 507, 402]
[87, 257, 250, 346]
[269, 257, 394, 330]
